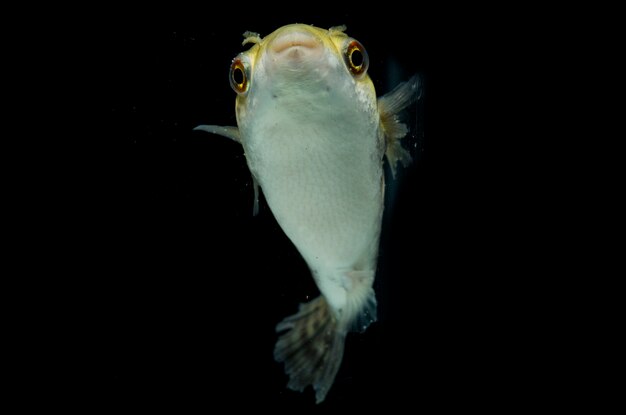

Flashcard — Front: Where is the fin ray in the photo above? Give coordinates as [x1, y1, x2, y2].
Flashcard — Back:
[195, 124, 263, 216]
[252, 177, 260, 216]
[274, 296, 346, 404]
[378, 74, 422, 177]
[193, 125, 241, 142]
[350, 286, 377, 333]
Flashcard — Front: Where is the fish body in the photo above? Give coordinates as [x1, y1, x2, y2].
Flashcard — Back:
[195, 24, 420, 403]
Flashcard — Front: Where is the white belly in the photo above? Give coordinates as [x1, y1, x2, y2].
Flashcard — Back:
[241, 88, 383, 274]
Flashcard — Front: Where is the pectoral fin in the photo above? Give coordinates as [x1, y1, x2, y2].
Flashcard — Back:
[195, 124, 262, 216]
[193, 125, 241, 143]
[378, 74, 422, 178]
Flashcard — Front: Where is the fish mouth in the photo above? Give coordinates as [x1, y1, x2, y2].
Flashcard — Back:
[270, 30, 321, 53]
[268, 29, 323, 62]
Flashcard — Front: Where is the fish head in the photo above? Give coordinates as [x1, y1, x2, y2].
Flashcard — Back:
[227, 24, 378, 135]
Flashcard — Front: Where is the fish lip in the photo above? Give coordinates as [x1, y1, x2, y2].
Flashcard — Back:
[269, 30, 321, 54]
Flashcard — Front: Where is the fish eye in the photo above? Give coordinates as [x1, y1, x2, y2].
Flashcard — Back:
[229, 58, 249, 94]
[344, 40, 369, 78]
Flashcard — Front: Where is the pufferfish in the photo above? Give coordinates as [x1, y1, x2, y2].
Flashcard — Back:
[195, 23, 421, 403]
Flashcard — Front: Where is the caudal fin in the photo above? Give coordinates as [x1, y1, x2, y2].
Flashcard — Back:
[274, 296, 346, 404]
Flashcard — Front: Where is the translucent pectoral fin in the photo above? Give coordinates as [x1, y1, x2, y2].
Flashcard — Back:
[193, 125, 241, 143]
[378, 74, 422, 115]
[195, 124, 262, 216]
[378, 74, 422, 178]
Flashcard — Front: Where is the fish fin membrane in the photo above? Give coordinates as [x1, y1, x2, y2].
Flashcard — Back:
[274, 296, 346, 404]
[378, 74, 422, 178]
[347, 284, 377, 333]
[195, 124, 263, 216]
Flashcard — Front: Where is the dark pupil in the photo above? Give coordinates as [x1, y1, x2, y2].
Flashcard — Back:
[351, 49, 363, 68]
[233, 67, 245, 85]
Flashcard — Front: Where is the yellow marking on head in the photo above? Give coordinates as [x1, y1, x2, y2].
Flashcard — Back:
[233, 24, 376, 116]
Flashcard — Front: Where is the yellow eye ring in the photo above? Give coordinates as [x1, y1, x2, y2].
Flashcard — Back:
[345, 40, 369, 77]
[229, 58, 248, 94]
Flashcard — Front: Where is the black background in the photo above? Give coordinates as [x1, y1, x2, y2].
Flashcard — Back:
[68, 8, 542, 413]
